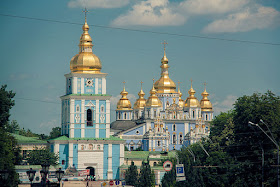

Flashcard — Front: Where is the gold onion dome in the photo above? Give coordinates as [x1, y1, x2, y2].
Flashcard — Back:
[134, 82, 146, 109]
[146, 82, 162, 107]
[70, 15, 102, 74]
[177, 83, 185, 108]
[185, 80, 200, 108]
[200, 83, 213, 111]
[154, 41, 176, 93]
[117, 83, 132, 110]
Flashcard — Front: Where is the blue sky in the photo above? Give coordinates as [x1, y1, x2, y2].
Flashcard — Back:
[1, 0, 279, 134]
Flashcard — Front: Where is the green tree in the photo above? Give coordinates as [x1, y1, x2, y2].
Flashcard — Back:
[125, 161, 138, 186]
[27, 147, 58, 165]
[138, 157, 155, 187]
[0, 85, 19, 186]
[49, 127, 61, 139]
[5, 120, 20, 133]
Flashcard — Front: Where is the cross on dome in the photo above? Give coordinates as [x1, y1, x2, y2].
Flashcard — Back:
[161, 40, 168, 56]
[82, 8, 89, 22]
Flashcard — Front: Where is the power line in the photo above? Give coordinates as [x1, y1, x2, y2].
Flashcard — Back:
[1, 13, 280, 46]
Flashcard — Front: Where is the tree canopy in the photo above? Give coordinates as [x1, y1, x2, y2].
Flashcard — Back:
[27, 147, 58, 166]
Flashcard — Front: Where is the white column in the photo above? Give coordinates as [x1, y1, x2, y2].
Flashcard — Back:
[95, 100, 99, 138]
[81, 99, 85, 138]
[106, 100, 110, 138]
[95, 78, 98, 94]
[107, 144, 113, 179]
[68, 143, 73, 167]
[149, 140, 152, 151]
[73, 77, 77, 94]
[81, 78, 84, 94]
[70, 99, 75, 138]
[120, 144, 124, 166]
[102, 77, 106, 94]
[153, 139, 155, 151]
[54, 143, 59, 155]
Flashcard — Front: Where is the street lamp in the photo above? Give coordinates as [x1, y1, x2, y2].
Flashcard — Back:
[26, 168, 36, 185]
[249, 121, 280, 187]
[55, 168, 64, 186]
[40, 164, 50, 187]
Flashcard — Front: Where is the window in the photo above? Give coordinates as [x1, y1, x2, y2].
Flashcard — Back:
[173, 134, 176, 144]
[147, 110, 150, 117]
[158, 141, 161, 146]
[153, 162, 157, 166]
[135, 112, 138, 119]
[193, 111, 195, 118]
[81, 145, 84, 150]
[97, 145, 100, 150]
[118, 112, 121, 120]
[62, 160, 65, 165]
[124, 113, 127, 119]
[154, 110, 157, 118]
[76, 105, 80, 112]
[206, 114, 208, 121]
[136, 130, 140, 135]
[179, 134, 183, 144]
[101, 105, 104, 113]
[173, 124, 176, 131]
[87, 109, 93, 126]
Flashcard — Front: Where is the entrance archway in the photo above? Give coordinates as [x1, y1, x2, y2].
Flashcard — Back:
[86, 167, 95, 180]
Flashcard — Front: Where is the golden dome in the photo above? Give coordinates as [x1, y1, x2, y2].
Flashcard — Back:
[177, 83, 185, 108]
[70, 17, 102, 74]
[117, 83, 133, 111]
[154, 41, 176, 93]
[200, 83, 213, 111]
[134, 82, 146, 109]
[146, 82, 162, 107]
[185, 80, 200, 108]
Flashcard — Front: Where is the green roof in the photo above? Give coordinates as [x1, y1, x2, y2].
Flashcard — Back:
[50, 135, 123, 141]
[125, 151, 177, 160]
[11, 133, 48, 144]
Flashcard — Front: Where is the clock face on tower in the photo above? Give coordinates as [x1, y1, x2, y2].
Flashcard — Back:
[86, 79, 94, 87]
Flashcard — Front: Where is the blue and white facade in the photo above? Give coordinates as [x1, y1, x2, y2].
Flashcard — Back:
[50, 17, 125, 180]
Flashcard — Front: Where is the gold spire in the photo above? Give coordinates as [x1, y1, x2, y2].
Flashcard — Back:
[154, 41, 176, 93]
[200, 82, 213, 111]
[70, 8, 102, 74]
[185, 79, 200, 108]
[146, 79, 162, 107]
[117, 81, 133, 110]
[134, 81, 147, 109]
[177, 81, 185, 107]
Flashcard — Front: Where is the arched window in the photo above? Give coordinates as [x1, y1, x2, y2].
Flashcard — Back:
[173, 124, 176, 131]
[81, 145, 84, 150]
[193, 111, 195, 118]
[100, 105, 104, 113]
[87, 109, 93, 126]
[76, 105, 80, 112]
[154, 110, 157, 118]
[206, 114, 208, 121]
[153, 162, 157, 166]
[158, 141, 161, 146]
[147, 110, 150, 117]
[179, 134, 183, 144]
[118, 112, 121, 120]
[173, 134, 176, 144]
[124, 113, 127, 119]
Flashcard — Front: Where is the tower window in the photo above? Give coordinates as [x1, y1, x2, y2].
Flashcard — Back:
[173, 134, 176, 144]
[101, 105, 104, 113]
[87, 109, 93, 126]
[154, 110, 157, 118]
[118, 112, 121, 120]
[158, 141, 161, 146]
[206, 114, 208, 121]
[193, 111, 195, 118]
[173, 124, 176, 131]
[124, 113, 127, 119]
[76, 105, 80, 112]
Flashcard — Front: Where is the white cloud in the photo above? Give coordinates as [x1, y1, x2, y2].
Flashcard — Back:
[68, 0, 129, 9]
[203, 5, 280, 33]
[213, 95, 237, 115]
[111, 0, 186, 26]
[180, 0, 249, 15]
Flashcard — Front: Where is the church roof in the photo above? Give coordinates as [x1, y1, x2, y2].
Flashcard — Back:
[110, 120, 137, 131]
[11, 133, 48, 144]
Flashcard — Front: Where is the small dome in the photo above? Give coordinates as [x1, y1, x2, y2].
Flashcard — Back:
[146, 83, 162, 107]
[178, 86, 185, 108]
[134, 84, 146, 109]
[200, 86, 213, 111]
[70, 20, 102, 74]
[154, 47, 176, 93]
[117, 84, 133, 111]
[185, 81, 200, 108]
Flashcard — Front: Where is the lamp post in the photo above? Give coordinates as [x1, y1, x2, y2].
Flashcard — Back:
[40, 164, 50, 187]
[249, 121, 279, 187]
[26, 168, 36, 186]
[55, 168, 64, 186]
